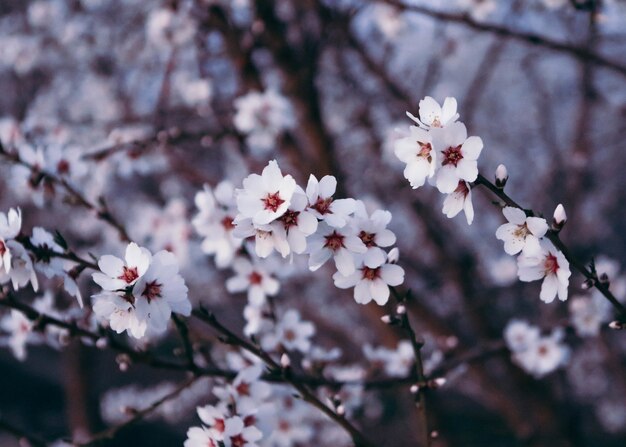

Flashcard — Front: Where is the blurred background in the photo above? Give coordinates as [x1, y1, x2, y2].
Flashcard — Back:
[1, 0, 626, 446]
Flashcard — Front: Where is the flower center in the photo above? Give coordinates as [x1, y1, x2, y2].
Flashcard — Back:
[441, 145, 463, 167]
[284, 329, 296, 341]
[214, 418, 225, 433]
[248, 271, 263, 285]
[230, 434, 246, 447]
[513, 223, 530, 239]
[358, 231, 377, 247]
[243, 415, 256, 427]
[431, 117, 442, 128]
[362, 266, 380, 281]
[262, 192, 285, 212]
[0, 240, 6, 256]
[544, 253, 559, 275]
[57, 159, 70, 175]
[141, 280, 162, 302]
[312, 197, 333, 215]
[280, 209, 300, 230]
[324, 231, 345, 251]
[417, 141, 432, 162]
[278, 420, 291, 432]
[118, 266, 139, 284]
[236, 382, 250, 396]
[221, 216, 235, 230]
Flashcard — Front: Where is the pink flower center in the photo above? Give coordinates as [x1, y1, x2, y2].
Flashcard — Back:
[544, 253, 559, 275]
[236, 382, 250, 396]
[441, 145, 463, 167]
[262, 192, 285, 212]
[221, 216, 235, 230]
[279, 209, 299, 229]
[231, 434, 246, 447]
[362, 266, 381, 281]
[358, 231, 377, 247]
[248, 271, 263, 285]
[214, 418, 225, 433]
[57, 159, 70, 175]
[324, 231, 345, 251]
[141, 280, 162, 302]
[284, 329, 296, 341]
[243, 415, 256, 427]
[118, 266, 139, 283]
[0, 240, 6, 256]
[278, 420, 291, 432]
[418, 141, 432, 161]
[312, 197, 333, 215]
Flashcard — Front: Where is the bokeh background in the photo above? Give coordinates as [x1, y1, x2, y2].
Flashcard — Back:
[1, 0, 626, 446]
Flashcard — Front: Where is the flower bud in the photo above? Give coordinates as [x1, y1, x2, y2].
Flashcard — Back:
[552, 203, 567, 231]
[280, 353, 291, 369]
[581, 278, 594, 290]
[336, 404, 345, 416]
[495, 164, 508, 188]
[387, 247, 400, 264]
[410, 384, 420, 394]
[96, 337, 108, 349]
[430, 377, 447, 388]
[396, 304, 406, 315]
[609, 320, 625, 330]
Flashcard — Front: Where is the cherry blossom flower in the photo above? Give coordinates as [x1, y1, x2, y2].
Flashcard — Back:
[569, 293, 612, 337]
[504, 319, 540, 352]
[0, 309, 39, 361]
[394, 125, 436, 189]
[512, 329, 569, 378]
[233, 219, 290, 258]
[305, 175, 356, 228]
[184, 426, 218, 447]
[92, 291, 147, 338]
[261, 310, 316, 353]
[495, 207, 548, 255]
[0, 207, 22, 273]
[442, 180, 474, 225]
[214, 365, 271, 414]
[333, 257, 405, 306]
[193, 181, 243, 268]
[92, 245, 190, 338]
[221, 416, 263, 447]
[270, 187, 318, 256]
[432, 122, 483, 194]
[0, 240, 38, 291]
[406, 96, 459, 129]
[307, 222, 367, 275]
[226, 257, 280, 306]
[30, 227, 65, 278]
[517, 240, 571, 303]
[234, 90, 295, 153]
[92, 242, 151, 291]
[351, 201, 397, 267]
[132, 250, 191, 333]
[236, 160, 296, 226]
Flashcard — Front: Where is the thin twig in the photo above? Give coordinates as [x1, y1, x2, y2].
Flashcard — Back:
[474, 173, 626, 320]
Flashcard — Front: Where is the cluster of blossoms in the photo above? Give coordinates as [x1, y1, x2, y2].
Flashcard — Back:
[394, 97, 572, 304]
[0, 207, 84, 308]
[504, 320, 569, 378]
[193, 159, 405, 313]
[91, 242, 191, 339]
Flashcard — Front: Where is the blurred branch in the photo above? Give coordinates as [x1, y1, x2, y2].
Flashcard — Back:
[0, 415, 47, 447]
[76, 376, 199, 447]
[0, 141, 130, 242]
[376, 0, 626, 78]
[192, 306, 376, 447]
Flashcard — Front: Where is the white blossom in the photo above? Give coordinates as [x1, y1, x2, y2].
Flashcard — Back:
[394, 125, 436, 189]
[305, 174, 356, 228]
[406, 96, 459, 129]
[495, 207, 548, 255]
[442, 181, 474, 225]
[333, 257, 405, 306]
[307, 222, 367, 276]
[225, 257, 280, 306]
[517, 240, 571, 303]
